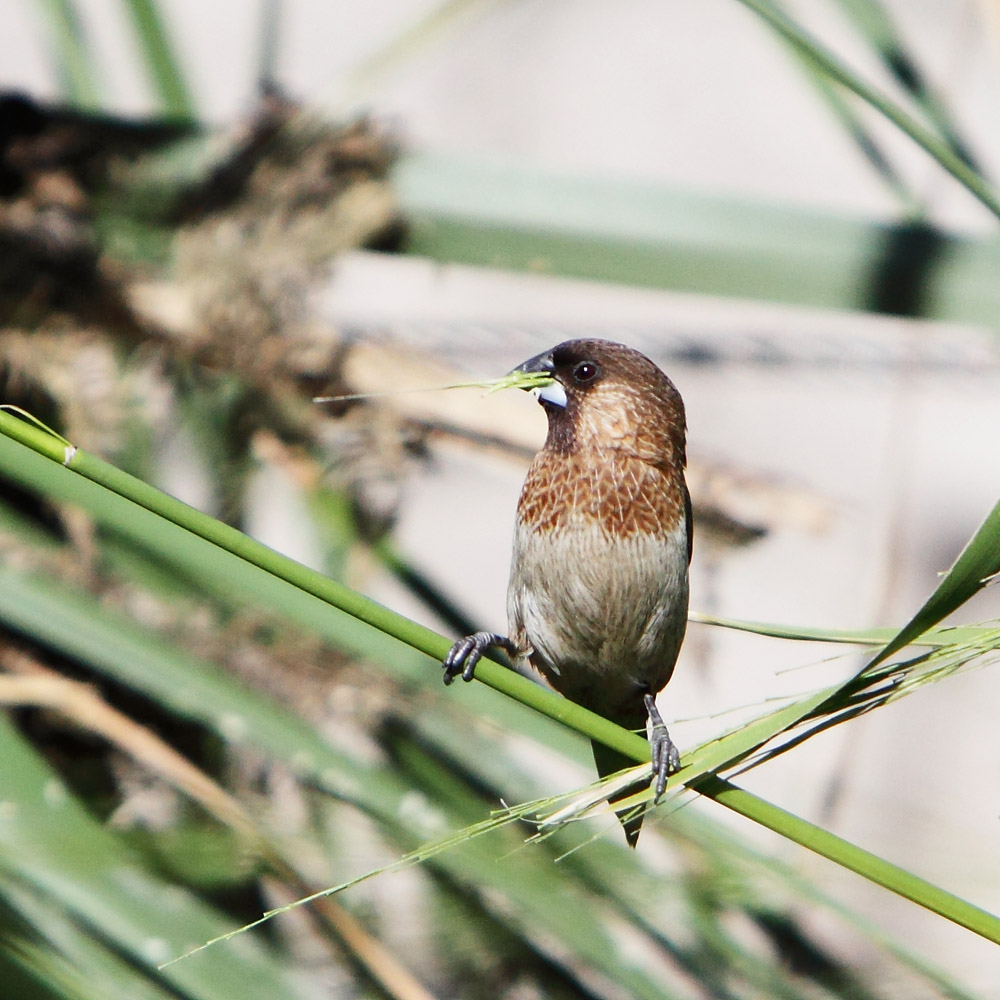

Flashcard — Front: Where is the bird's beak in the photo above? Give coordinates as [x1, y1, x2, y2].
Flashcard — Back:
[509, 350, 567, 408]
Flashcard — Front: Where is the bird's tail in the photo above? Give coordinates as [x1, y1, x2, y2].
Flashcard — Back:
[590, 737, 648, 848]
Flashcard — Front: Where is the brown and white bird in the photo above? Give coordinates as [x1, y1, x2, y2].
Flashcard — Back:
[443, 339, 691, 845]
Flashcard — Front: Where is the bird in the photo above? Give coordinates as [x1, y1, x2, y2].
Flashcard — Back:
[443, 338, 691, 845]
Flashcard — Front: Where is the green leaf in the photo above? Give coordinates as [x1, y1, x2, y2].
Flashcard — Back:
[396, 151, 1000, 325]
[736, 0, 1000, 221]
[120, 0, 198, 122]
[0, 882, 179, 1000]
[830, 0, 979, 172]
[869, 498, 1000, 666]
[35, 0, 101, 108]
[690, 612, 992, 648]
[0, 714, 308, 996]
[0, 564, 407, 820]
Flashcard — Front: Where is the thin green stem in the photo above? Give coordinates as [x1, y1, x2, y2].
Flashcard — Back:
[37, 0, 102, 108]
[120, 0, 197, 121]
[327, 0, 492, 112]
[737, 0, 1000, 222]
[2, 409, 999, 947]
[830, 0, 979, 173]
[693, 776, 1000, 946]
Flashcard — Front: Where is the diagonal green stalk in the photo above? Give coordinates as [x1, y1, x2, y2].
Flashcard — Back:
[120, 0, 197, 121]
[737, 0, 1000, 222]
[324, 0, 498, 113]
[690, 612, 994, 648]
[831, 0, 979, 172]
[2, 409, 999, 947]
[794, 49, 923, 217]
[694, 776, 1000, 944]
[37, 0, 102, 108]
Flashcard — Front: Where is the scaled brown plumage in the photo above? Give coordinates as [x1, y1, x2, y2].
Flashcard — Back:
[517, 450, 687, 538]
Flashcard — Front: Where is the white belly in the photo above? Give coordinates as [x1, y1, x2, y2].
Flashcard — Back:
[506, 517, 689, 719]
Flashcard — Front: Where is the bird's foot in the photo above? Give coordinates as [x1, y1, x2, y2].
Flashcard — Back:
[644, 693, 680, 802]
[442, 632, 515, 685]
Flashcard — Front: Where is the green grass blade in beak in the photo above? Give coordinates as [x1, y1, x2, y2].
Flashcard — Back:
[480, 370, 557, 395]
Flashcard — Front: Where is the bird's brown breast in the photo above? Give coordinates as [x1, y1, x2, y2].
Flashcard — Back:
[517, 447, 687, 539]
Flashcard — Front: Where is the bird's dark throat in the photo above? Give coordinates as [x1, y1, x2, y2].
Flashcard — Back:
[542, 400, 577, 454]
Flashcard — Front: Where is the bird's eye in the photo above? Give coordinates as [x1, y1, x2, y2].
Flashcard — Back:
[573, 361, 599, 383]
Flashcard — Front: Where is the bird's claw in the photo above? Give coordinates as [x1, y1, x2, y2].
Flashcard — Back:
[650, 728, 680, 801]
[442, 631, 513, 685]
[644, 692, 680, 802]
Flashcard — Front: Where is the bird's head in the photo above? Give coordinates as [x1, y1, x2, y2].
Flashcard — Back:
[510, 339, 687, 465]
